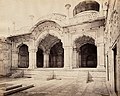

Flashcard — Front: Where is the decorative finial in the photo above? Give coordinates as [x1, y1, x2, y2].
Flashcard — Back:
[65, 4, 71, 10]
[65, 4, 71, 24]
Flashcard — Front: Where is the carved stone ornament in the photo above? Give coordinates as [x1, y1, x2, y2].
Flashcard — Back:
[75, 35, 95, 51]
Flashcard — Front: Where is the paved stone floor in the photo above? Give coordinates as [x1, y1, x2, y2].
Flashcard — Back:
[0, 78, 110, 96]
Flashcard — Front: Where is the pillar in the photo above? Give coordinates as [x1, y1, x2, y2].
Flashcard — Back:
[12, 50, 18, 68]
[73, 48, 79, 68]
[43, 52, 49, 68]
[97, 43, 105, 69]
[29, 49, 37, 69]
[53, 56, 56, 67]
[63, 28, 72, 69]
[57, 54, 63, 67]
[64, 46, 73, 69]
[78, 50, 82, 67]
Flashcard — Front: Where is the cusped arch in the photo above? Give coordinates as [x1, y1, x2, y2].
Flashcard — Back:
[31, 20, 64, 44]
[73, 34, 96, 45]
[16, 42, 29, 51]
[35, 30, 64, 48]
[74, 35, 96, 51]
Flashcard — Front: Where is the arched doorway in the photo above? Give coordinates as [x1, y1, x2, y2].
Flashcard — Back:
[80, 43, 97, 68]
[18, 44, 29, 68]
[49, 41, 64, 68]
[37, 48, 44, 68]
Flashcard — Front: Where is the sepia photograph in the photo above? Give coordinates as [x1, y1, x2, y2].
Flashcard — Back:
[0, 0, 120, 96]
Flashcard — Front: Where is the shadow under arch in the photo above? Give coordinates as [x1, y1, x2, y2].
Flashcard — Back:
[49, 41, 64, 68]
[37, 48, 44, 68]
[80, 43, 97, 68]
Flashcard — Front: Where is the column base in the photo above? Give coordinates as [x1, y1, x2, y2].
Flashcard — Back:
[43, 64, 49, 68]
[64, 66, 72, 69]
[43, 66, 48, 68]
[97, 65, 105, 69]
[28, 66, 37, 69]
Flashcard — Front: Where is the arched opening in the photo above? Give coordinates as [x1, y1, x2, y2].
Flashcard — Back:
[49, 41, 64, 68]
[73, 0, 100, 16]
[112, 45, 118, 94]
[38, 34, 64, 68]
[80, 43, 97, 68]
[37, 48, 44, 68]
[74, 35, 97, 68]
[18, 44, 29, 68]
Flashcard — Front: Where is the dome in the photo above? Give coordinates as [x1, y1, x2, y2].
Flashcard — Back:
[73, 1, 100, 16]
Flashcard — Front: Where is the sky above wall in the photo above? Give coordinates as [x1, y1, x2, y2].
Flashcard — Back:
[0, 0, 72, 37]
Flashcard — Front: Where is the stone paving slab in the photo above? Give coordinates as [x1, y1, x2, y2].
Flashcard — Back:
[2, 78, 109, 96]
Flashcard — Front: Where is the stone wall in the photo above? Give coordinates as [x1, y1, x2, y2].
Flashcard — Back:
[0, 37, 11, 76]
[117, 38, 120, 95]
[105, 0, 120, 95]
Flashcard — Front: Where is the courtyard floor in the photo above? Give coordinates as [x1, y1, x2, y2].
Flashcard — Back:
[0, 78, 110, 96]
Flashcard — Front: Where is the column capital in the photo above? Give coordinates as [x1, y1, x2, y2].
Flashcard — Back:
[43, 49, 50, 55]
[97, 43, 104, 47]
[73, 47, 80, 54]
[73, 47, 77, 50]
[63, 28, 69, 34]
[29, 49, 37, 53]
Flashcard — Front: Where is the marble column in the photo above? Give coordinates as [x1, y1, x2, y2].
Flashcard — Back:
[64, 46, 73, 69]
[73, 48, 79, 68]
[43, 52, 49, 68]
[57, 54, 63, 67]
[29, 49, 37, 69]
[79, 55, 82, 67]
[97, 43, 105, 69]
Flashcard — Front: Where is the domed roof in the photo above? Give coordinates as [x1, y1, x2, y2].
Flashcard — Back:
[73, 0, 100, 16]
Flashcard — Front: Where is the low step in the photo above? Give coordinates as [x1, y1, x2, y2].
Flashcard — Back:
[5, 84, 22, 91]
[4, 84, 34, 96]
[76, 71, 88, 83]
[10, 70, 24, 78]
[0, 83, 12, 88]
